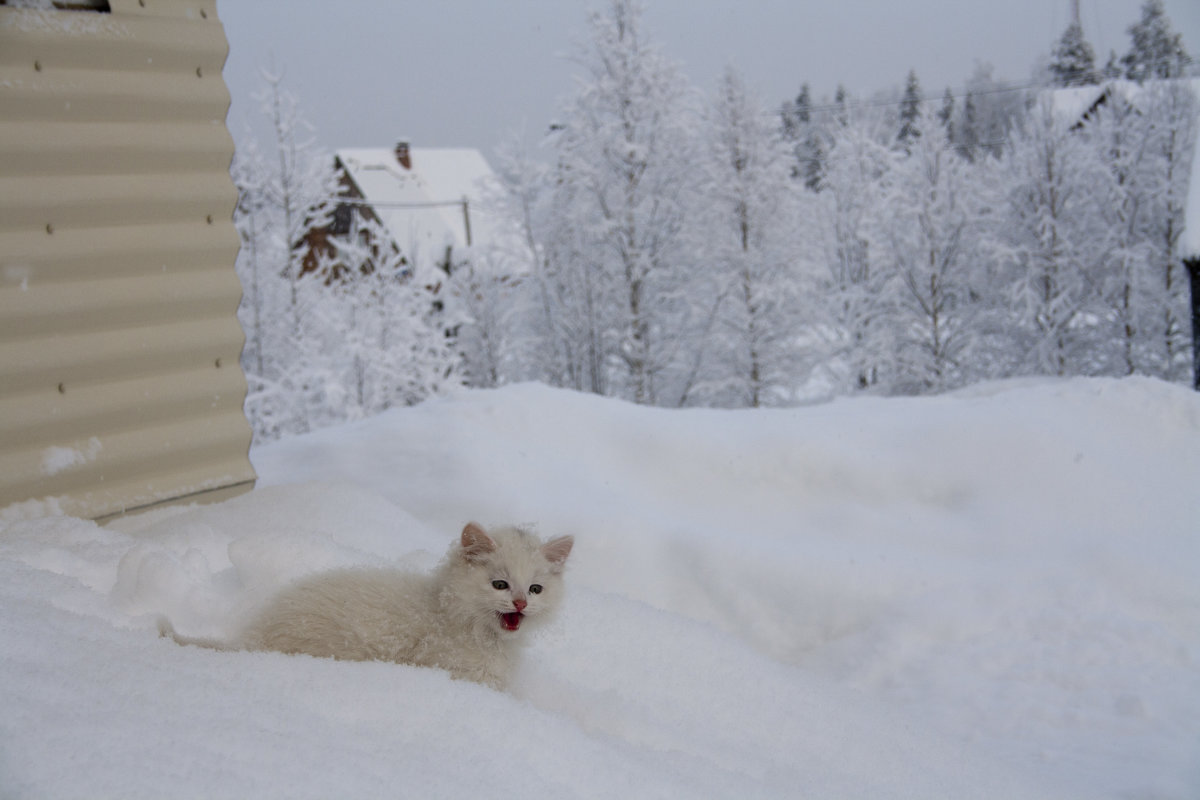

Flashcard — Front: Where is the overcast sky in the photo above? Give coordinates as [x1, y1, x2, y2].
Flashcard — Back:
[216, 0, 1200, 160]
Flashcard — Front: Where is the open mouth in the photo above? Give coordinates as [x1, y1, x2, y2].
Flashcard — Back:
[499, 611, 524, 631]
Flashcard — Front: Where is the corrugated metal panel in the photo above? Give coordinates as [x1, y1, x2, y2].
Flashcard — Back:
[0, 0, 256, 522]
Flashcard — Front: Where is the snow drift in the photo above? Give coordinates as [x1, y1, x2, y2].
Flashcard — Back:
[1, 377, 1198, 798]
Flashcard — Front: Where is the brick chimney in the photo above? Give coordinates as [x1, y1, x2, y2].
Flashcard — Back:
[395, 140, 412, 170]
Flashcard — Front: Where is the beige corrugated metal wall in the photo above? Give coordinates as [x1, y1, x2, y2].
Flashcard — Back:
[0, 0, 256, 522]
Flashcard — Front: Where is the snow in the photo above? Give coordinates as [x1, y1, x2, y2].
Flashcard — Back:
[2, 377, 1198, 798]
[40, 437, 102, 477]
[1046, 82, 1111, 125]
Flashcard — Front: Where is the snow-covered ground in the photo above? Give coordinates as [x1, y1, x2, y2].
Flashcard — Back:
[2, 377, 1198, 798]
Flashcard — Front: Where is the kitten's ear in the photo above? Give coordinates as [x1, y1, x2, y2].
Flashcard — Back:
[541, 535, 574, 567]
[460, 522, 497, 561]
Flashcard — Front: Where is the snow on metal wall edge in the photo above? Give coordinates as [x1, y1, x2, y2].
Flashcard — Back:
[0, 0, 256, 523]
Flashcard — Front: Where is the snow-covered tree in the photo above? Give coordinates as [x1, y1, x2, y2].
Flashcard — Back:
[1049, 21, 1098, 87]
[896, 69, 922, 153]
[937, 87, 956, 143]
[479, 3, 1200, 403]
[999, 98, 1111, 376]
[963, 63, 1027, 159]
[692, 67, 805, 406]
[956, 91, 980, 161]
[781, 83, 811, 135]
[330, 214, 463, 413]
[231, 137, 271, 380]
[880, 107, 990, 392]
[1140, 80, 1199, 379]
[255, 67, 337, 330]
[1122, 0, 1191, 82]
[1103, 50, 1124, 81]
[781, 82, 825, 191]
[1084, 85, 1160, 375]
[544, 0, 699, 405]
[834, 84, 849, 127]
[812, 105, 898, 392]
[477, 134, 567, 388]
[231, 69, 338, 440]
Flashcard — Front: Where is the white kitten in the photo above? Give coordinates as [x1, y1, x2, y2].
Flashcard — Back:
[159, 522, 573, 690]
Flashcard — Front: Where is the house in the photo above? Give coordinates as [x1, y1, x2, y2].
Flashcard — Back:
[0, 0, 256, 522]
[302, 140, 501, 289]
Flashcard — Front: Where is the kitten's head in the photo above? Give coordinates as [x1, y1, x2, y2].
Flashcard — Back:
[446, 522, 573, 636]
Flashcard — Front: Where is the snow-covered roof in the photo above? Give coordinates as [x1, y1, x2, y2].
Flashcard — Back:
[335, 144, 500, 266]
[1047, 79, 1200, 261]
[1046, 82, 1113, 124]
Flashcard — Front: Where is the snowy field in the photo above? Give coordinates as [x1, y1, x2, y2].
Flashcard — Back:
[2, 377, 1198, 798]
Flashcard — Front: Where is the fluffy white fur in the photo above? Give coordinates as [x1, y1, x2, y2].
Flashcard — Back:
[160, 522, 573, 690]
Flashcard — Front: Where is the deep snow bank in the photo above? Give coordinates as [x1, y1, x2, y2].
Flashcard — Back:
[1, 377, 1198, 798]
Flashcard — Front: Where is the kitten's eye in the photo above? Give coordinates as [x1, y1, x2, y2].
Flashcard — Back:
[492, 580, 509, 591]
[529, 584, 543, 594]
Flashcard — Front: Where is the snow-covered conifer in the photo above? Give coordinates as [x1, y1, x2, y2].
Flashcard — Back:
[1122, 0, 1191, 82]
[896, 69, 923, 153]
[1048, 21, 1098, 87]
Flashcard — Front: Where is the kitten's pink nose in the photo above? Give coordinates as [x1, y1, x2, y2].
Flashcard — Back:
[512, 598, 527, 612]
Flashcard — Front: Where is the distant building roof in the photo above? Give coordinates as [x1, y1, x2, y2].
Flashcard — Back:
[335, 142, 500, 267]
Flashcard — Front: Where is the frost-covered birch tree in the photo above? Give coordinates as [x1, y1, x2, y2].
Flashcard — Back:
[1087, 86, 1161, 375]
[480, 136, 568, 388]
[812, 106, 897, 392]
[548, 0, 698, 405]
[231, 137, 271, 381]
[232, 69, 338, 440]
[325, 215, 463, 413]
[1140, 80, 1198, 380]
[882, 107, 990, 392]
[692, 67, 804, 406]
[1001, 98, 1111, 376]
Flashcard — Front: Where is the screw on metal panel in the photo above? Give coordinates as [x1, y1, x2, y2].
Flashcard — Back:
[57, 383, 66, 394]
[206, 214, 214, 224]
[34, 60, 42, 72]
[45, 223, 54, 234]
[200, 8, 207, 19]
[215, 358, 222, 368]
[196, 66, 203, 78]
